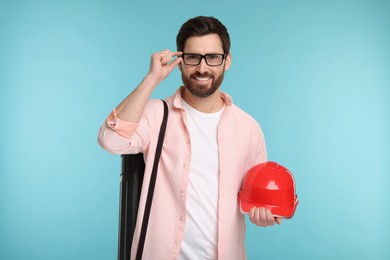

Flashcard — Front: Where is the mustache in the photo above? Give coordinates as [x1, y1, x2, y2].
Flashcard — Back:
[191, 72, 213, 78]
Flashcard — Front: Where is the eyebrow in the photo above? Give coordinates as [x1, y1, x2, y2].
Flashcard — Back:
[182, 52, 225, 54]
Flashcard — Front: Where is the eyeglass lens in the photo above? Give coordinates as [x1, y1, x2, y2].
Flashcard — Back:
[183, 54, 224, 66]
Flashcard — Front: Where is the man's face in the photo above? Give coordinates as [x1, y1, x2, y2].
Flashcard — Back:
[179, 34, 231, 98]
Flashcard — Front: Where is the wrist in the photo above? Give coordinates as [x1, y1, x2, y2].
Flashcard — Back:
[142, 73, 162, 90]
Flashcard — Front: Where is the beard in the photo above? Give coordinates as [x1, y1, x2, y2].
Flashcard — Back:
[181, 71, 225, 98]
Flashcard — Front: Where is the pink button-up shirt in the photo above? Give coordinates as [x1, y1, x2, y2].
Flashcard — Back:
[98, 87, 267, 260]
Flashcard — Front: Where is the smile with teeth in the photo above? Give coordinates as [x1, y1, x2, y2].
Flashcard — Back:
[193, 76, 212, 82]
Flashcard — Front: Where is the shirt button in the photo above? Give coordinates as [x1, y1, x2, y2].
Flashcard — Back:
[180, 191, 184, 197]
[180, 216, 185, 221]
[186, 139, 190, 144]
[184, 164, 188, 169]
[175, 241, 180, 245]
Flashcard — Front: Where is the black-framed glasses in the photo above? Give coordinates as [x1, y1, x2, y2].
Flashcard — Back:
[181, 53, 226, 66]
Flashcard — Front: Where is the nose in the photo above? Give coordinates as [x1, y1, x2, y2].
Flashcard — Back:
[196, 57, 209, 73]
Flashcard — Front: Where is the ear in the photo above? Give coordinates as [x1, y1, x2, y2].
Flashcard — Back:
[178, 60, 183, 72]
[224, 52, 232, 71]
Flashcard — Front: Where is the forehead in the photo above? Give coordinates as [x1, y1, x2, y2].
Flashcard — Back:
[183, 34, 224, 53]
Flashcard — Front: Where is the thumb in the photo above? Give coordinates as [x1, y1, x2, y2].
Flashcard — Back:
[165, 56, 182, 73]
[170, 56, 182, 68]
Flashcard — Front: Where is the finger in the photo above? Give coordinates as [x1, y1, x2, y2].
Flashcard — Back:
[265, 209, 275, 226]
[170, 51, 183, 57]
[163, 58, 182, 76]
[275, 217, 282, 225]
[250, 207, 260, 225]
[160, 49, 171, 56]
[251, 207, 259, 225]
[169, 56, 182, 67]
[258, 207, 268, 226]
[249, 207, 255, 222]
[158, 50, 170, 63]
[160, 52, 172, 66]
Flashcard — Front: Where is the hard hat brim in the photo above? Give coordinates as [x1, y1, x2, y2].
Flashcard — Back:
[239, 196, 299, 219]
[239, 199, 256, 214]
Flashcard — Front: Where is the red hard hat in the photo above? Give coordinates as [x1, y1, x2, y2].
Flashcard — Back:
[239, 161, 298, 219]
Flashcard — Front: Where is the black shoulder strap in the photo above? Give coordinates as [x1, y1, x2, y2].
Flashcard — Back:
[136, 100, 168, 260]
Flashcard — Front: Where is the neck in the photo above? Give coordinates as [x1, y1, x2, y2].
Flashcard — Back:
[182, 88, 224, 113]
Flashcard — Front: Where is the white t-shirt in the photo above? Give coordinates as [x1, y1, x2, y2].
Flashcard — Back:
[179, 100, 224, 260]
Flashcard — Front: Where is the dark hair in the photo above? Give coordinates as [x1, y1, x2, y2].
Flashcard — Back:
[176, 16, 231, 54]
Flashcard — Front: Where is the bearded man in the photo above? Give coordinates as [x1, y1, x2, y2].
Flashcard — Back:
[98, 16, 281, 260]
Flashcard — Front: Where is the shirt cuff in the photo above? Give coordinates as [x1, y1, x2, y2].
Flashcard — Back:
[105, 108, 138, 138]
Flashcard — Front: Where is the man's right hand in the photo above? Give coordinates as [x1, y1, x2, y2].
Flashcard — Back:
[113, 50, 182, 123]
[147, 49, 183, 82]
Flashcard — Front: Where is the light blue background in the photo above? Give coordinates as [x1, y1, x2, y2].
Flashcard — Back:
[1, 0, 389, 259]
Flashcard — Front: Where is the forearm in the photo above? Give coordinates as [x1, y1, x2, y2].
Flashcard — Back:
[115, 74, 161, 123]
[98, 49, 181, 152]
[113, 49, 182, 122]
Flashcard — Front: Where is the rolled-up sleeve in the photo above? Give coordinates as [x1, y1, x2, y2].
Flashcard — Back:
[97, 108, 140, 154]
[106, 108, 139, 138]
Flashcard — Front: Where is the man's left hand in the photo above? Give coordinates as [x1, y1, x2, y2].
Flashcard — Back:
[249, 207, 282, 227]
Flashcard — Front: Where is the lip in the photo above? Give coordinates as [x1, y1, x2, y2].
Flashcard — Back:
[192, 76, 212, 84]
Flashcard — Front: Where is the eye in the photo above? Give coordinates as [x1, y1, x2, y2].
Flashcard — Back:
[187, 54, 199, 60]
[207, 54, 219, 60]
